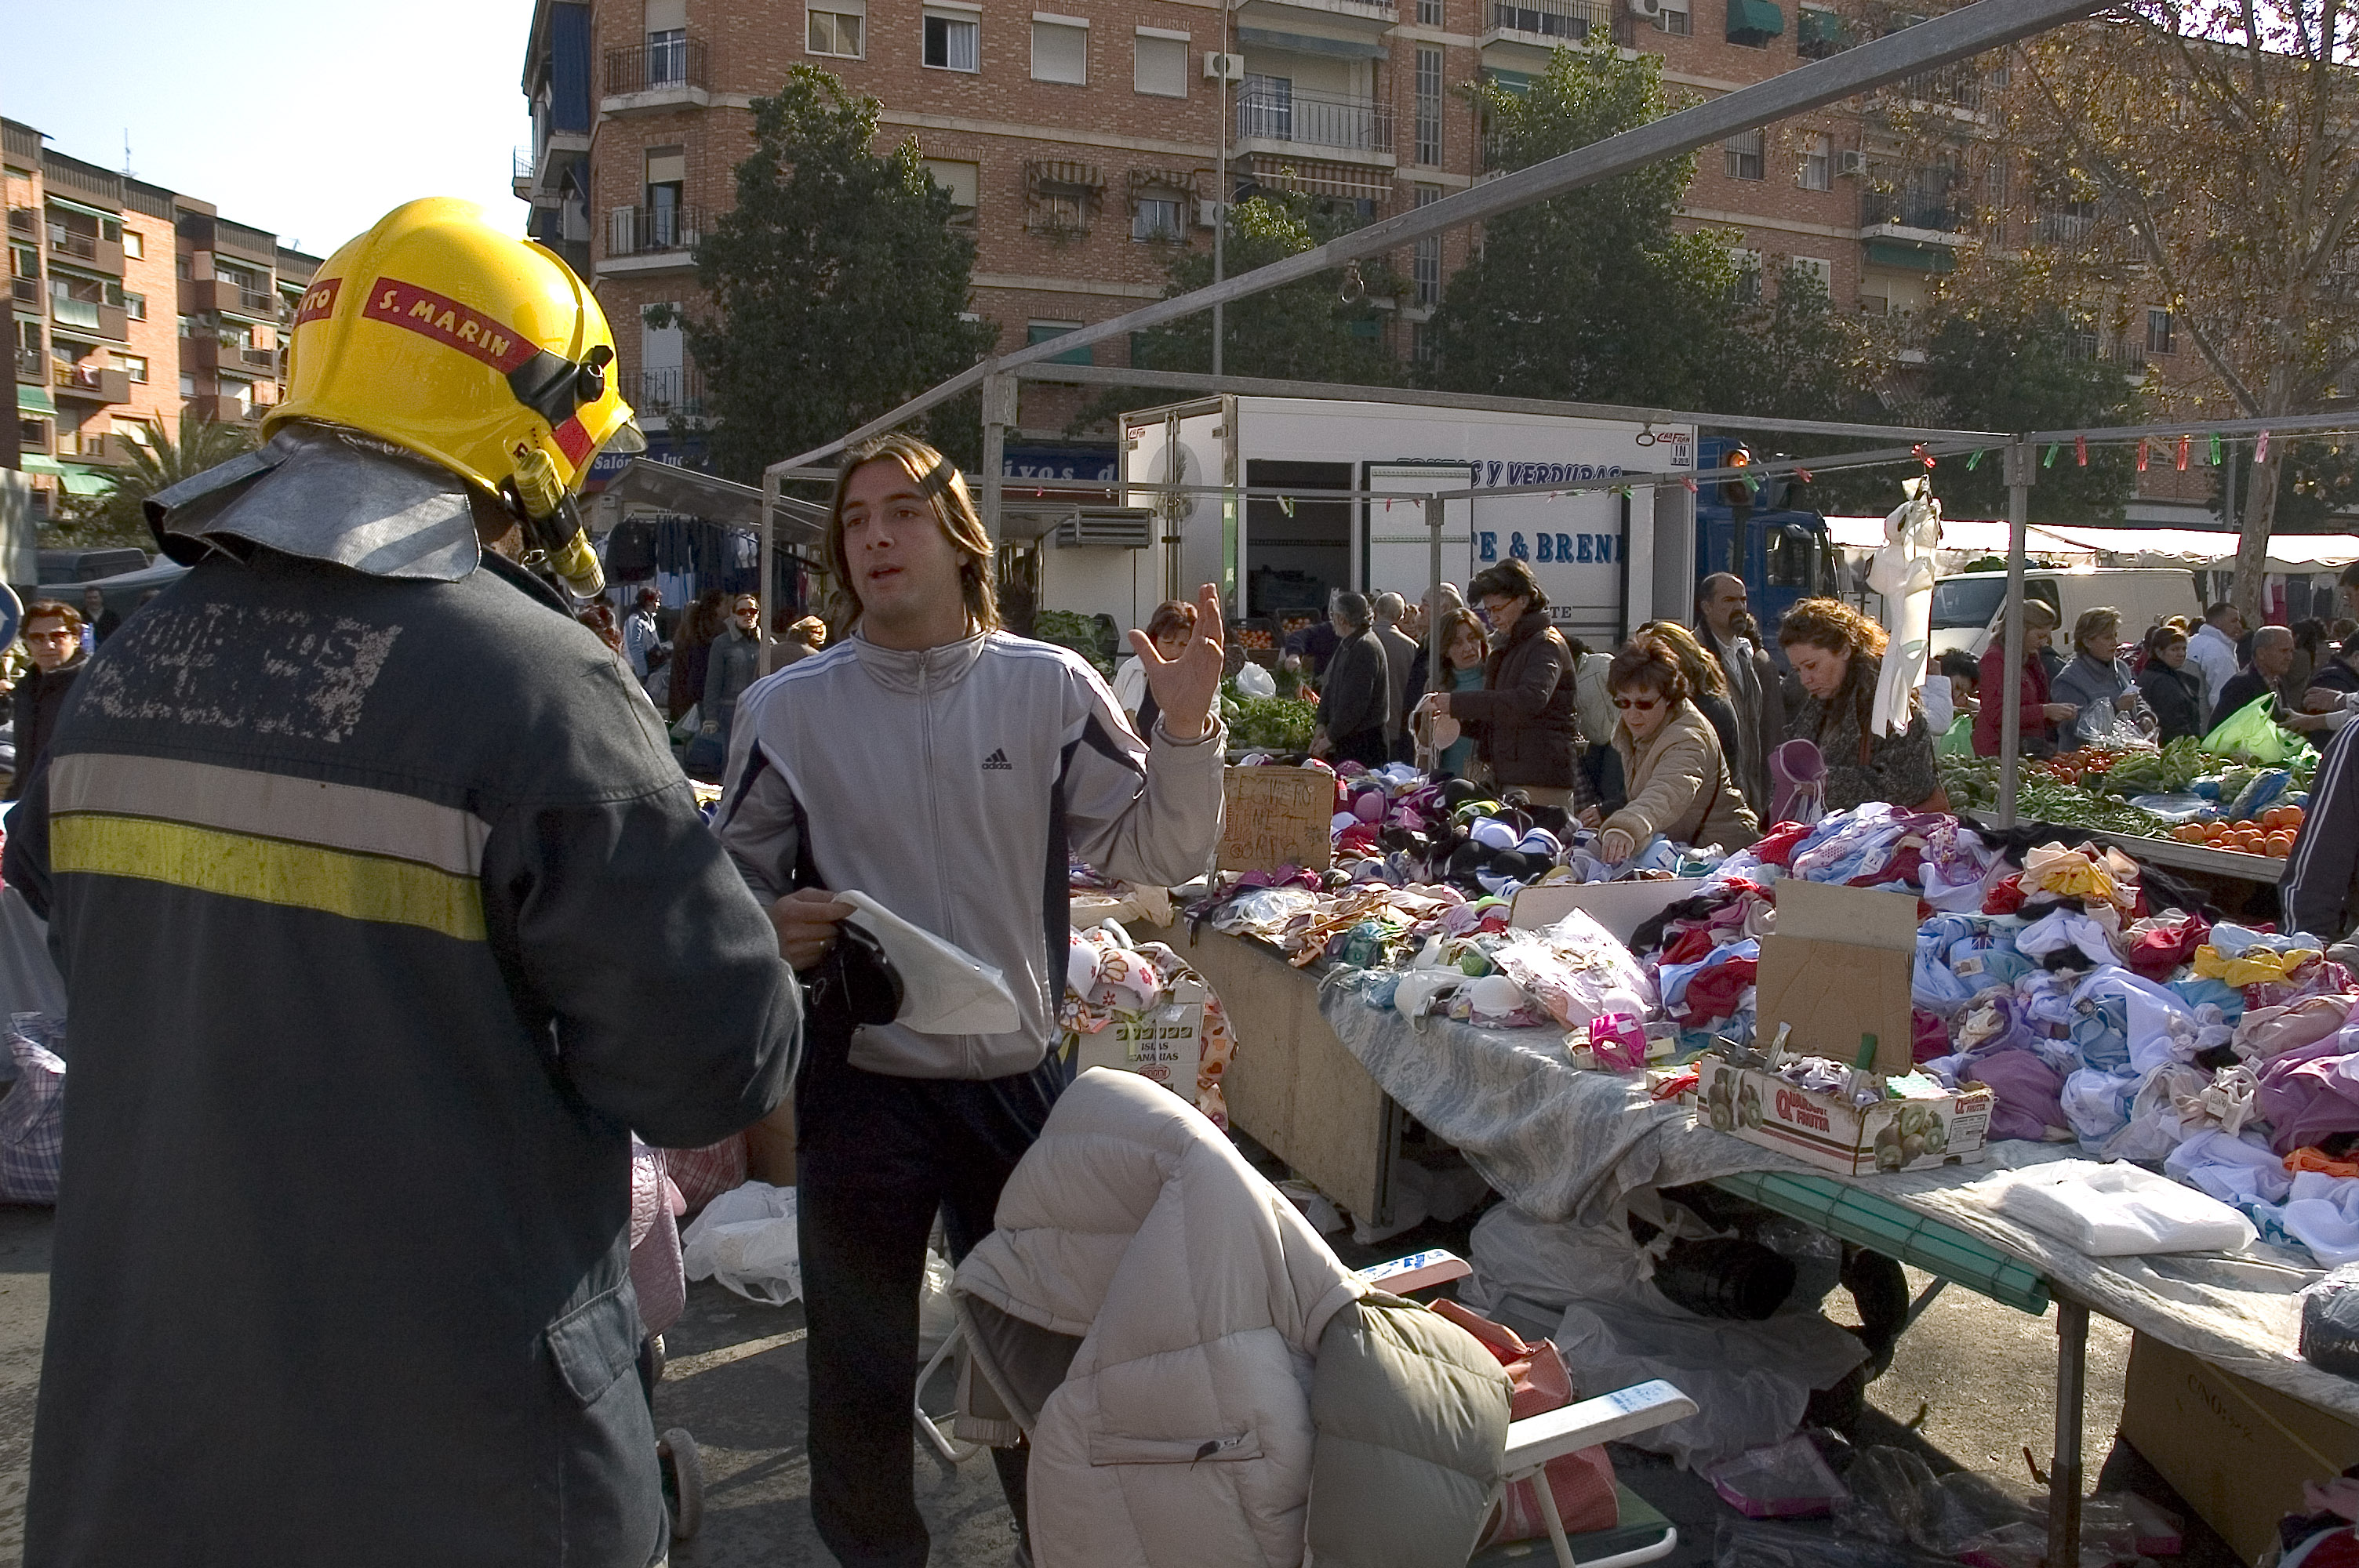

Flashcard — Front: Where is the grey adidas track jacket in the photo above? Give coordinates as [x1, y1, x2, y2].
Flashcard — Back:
[714, 630, 1226, 1079]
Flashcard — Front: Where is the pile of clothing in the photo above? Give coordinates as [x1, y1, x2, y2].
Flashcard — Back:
[1061, 920, 1238, 1127]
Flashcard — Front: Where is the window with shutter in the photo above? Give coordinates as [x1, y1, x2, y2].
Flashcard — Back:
[1032, 17, 1087, 83]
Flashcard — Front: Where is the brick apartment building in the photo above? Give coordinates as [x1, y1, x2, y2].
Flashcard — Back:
[5, 117, 321, 526]
[515, 0, 2212, 522]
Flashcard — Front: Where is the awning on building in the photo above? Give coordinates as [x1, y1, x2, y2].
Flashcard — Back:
[18, 455, 66, 475]
[16, 384, 55, 417]
[1236, 26, 1388, 59]
[1863, 240, 1955, 272]
[1484, 67, 1534, 95]
[1727, 0, 1786, 38]
[57, 466, 115, 495]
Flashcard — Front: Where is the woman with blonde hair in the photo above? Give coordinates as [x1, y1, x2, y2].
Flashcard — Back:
[1636, 619, 1742, 772]
[1778, 597, 1941, 813]
[1579, 634, 1758, 859]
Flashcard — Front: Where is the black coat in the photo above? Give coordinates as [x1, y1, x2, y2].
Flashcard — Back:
[2138, 663, 2206, 742]
[1450, 612, 1588, 796]
[5, 549, 800, 1567]
[1318, 626, 1392, 743]
[7, 655, 84, 801]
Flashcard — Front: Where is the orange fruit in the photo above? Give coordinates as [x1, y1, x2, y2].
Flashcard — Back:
[2267, 833, 2296, 857]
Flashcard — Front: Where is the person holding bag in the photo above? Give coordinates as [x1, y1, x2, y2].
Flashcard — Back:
[1779, 597, 1943, 815]
[713, 434, 1226, 1568]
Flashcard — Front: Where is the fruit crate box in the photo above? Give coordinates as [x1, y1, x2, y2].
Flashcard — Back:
[1695, 1056, 1993, 1177]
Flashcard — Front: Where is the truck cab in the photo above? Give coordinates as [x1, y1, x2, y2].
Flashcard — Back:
[1692, 437, 1835, 652]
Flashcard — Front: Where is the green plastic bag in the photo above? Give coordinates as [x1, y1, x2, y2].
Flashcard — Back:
[1935, 712, 1975, 757]
[2203, 693, 2313, 765]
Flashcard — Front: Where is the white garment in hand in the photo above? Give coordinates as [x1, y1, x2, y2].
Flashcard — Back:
[839, 889, 1023, 1036]
[1866, 477, 1942, 738]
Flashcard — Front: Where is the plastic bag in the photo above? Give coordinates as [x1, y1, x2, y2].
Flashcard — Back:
[0, 1014, 64, 1205]
[1707, 1435, 1849, 1519]
[681, 1181, 802, 1306]
[2204, 693, 2309, 764]
[918, 1248, 957, 1362]
[2302, 1262, 2359, 1377]
[1993, 1159, 2257, 1255]
[1234, 662, 1277, 698]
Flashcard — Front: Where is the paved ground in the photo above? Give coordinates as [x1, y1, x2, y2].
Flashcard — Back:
[0, 1196, 2247, 1568]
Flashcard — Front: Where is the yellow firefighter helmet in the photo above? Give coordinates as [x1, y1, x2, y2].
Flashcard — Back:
[266, 198, 645, 594]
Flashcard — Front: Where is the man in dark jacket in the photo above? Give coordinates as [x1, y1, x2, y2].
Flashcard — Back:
[5, 198, 801, 1568]
[2288, 716, 2359, 945]
[1313, 591, 1393, 766]
[1436, 560, 1594, 811]
[8, 600, 87, 800]
[1695, 573, 1780, 815]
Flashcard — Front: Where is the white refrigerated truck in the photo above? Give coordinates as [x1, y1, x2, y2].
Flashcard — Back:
[1037, 394, 1708, 647]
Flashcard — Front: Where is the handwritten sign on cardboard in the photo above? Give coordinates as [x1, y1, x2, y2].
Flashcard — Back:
[1217, 766, 1335, 874]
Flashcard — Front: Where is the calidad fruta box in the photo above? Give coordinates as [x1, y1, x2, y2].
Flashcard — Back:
[1695, 1054, 1993, 1177]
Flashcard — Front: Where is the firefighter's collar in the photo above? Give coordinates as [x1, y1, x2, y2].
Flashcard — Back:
[147, 424, 482, 582]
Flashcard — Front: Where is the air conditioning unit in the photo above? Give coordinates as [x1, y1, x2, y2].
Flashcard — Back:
[1837, 150, 1867, 178]
[1627, 0, 1664, 18]
[1196, 198, 1227, 229]
[1204, 51, 1245, 81]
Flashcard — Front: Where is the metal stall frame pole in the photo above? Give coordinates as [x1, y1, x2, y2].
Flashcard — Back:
[1212, 0, 1229, 380]
[1426, 494, 1445, 768]
[758, 469, 780, 678]
[2048, 1294, 2091, 1566]
[1997, 438, 2034, 829]
[980, 370, 1014, 544]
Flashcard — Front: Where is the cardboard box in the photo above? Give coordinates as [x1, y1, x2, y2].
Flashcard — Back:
[2121, 1332, 2359, 1566]
[1755, 879, 1921, 1076]
[1694, 1055, 1990, 1176]
[1508, 878, 1710, 943]
[1068, 980, 1207, 1092]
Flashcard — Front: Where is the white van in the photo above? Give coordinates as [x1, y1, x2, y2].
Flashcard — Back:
[1928, 567, 2204, 659]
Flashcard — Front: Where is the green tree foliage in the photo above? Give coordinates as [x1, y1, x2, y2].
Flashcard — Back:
[53, 414, 256, 550]
[1427, 52, 1743, 406]
[664, 67, 995, 481]
[1128, 190, 1401, 383]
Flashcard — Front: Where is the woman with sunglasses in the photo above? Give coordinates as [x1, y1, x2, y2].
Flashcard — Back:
[1577, 634, 1758, 862]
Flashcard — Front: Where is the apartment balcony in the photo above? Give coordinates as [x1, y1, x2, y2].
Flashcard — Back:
[1481, 0, 1630, 59]
[1876, 60, 1986, 115]
[2034, 209, 2098, 247]
[5, 209, 31, 239]
[604, 205, 707, 272]
[1859, 187, 1972, 247]
[180, 276, 278, 321]
[13, 348, 43, 383]
[2070, 336, 2148, 375]
[1234, 88, 1395, 166]
[10, 275, 38, 309]
[1235, 0, 1396, 37]
[513, 146, 535, 198]
[638, 365, 706, 420]
[47, 223, 124, 275]
[185, 393, 258, 424]
[49, 296, 130, 342]
[53, 360, 132, 405]
[180, 335, 279, 374]
[602, 36, 711, 112]
[60, 430, 136, 468]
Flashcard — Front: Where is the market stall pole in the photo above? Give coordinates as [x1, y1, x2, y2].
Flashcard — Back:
[2052, 1294, 2092, 1563]
[1999, 438, 2034, 830]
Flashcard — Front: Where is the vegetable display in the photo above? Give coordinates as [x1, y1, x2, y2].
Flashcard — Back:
[1936, 739, 2317, 859]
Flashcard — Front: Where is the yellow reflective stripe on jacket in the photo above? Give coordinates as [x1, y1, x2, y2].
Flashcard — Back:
[47, 753, 489, 877]
[45, 753, 490, 941]
[49, 813, 489, 942]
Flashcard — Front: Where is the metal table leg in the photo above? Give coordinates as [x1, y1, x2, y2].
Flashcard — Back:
[2048, 1296, 2089, 1566]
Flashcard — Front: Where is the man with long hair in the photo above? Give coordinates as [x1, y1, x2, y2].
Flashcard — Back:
[714, 433, 1226, 1568]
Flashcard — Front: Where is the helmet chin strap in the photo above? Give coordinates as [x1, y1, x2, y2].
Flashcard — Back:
[505, 446, 605, 600]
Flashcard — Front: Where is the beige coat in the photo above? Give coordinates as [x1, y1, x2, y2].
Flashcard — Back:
[1608, 698, 1760, 851]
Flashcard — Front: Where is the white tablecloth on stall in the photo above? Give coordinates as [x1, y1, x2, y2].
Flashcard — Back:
[1314, 971, 2359, 1424]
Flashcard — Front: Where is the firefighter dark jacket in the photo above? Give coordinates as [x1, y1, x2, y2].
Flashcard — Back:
[5, 540, 799, 1568]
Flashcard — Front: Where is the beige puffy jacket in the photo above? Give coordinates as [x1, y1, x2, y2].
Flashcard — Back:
[954, 1069, 1510, 1568]
[1608, 698, 1760, 852]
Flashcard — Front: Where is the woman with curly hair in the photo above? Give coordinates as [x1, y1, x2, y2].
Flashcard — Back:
[1778, 597, 1941, 813]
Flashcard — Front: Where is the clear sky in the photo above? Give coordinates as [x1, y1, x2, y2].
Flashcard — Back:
[5, 0, 534, 257]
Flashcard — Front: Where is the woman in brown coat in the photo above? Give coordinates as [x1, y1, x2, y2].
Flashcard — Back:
[1581, 636, 1759, 859]
[1430, 560, 1594, 811]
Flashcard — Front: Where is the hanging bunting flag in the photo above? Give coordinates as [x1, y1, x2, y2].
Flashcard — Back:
[2043, 444, 2060, 468]
[1912, 443, 1936, 470]
[1279, 495, 1295, 517]
[2136, 439, 2150, 472]
[1743, 473, 1761, 495]
[1383, 497, 1393, 512]
[2174, 435, 2190, 471]
[1681, 476, 1698, 493]
[2210, 433, 2223, 466]
[1794, 467, 1813, 484]
[2076, 434, 2088, 467]
[1966, 449, 1985, 470]
[2257, 430, 2273, 463]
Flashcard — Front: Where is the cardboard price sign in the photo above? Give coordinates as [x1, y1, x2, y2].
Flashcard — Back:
[1217, 767, 1335, 874]
[1754, 879, 1919, 1076]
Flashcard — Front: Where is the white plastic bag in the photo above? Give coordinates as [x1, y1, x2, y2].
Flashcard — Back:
[918, 1249, 958, 1362]
[1994, 1160, 2257, 1256]
[681, 1181, 802, 1305]
[840, 890, 1022, 1036]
